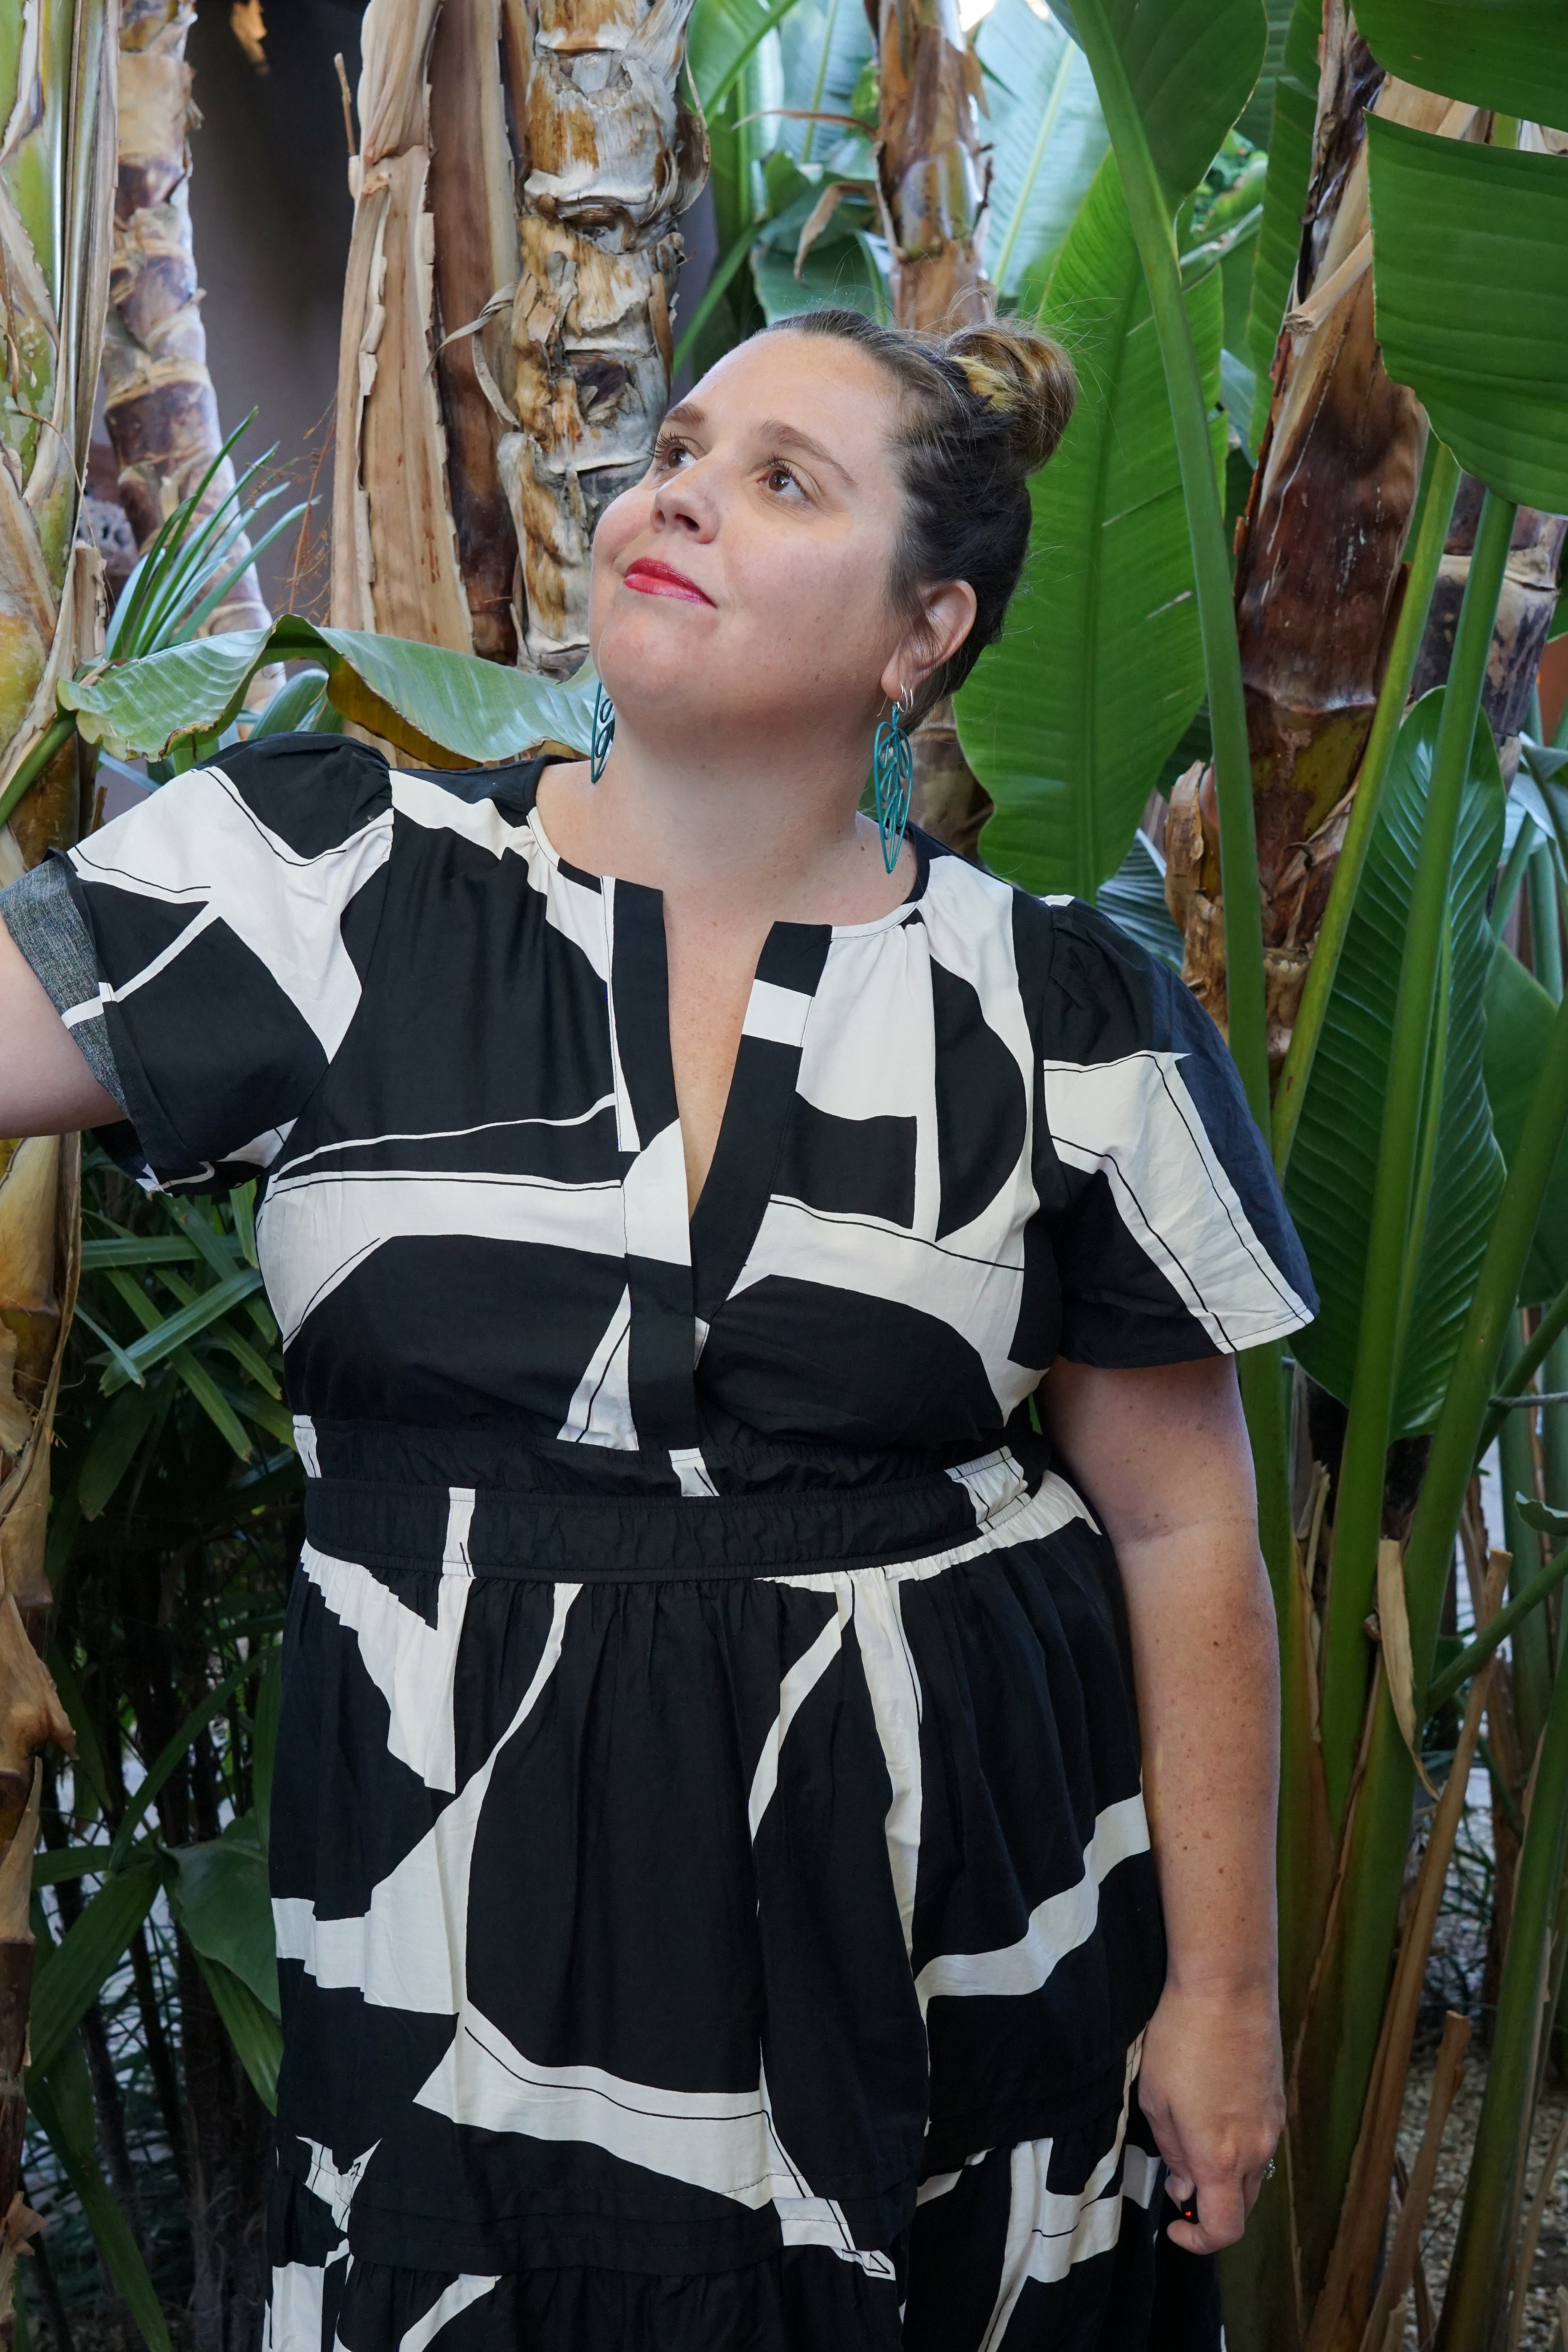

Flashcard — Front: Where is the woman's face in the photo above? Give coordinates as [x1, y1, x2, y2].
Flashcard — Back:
[589, 334, 940, 745]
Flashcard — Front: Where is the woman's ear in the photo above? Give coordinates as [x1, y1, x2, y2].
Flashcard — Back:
[880, 579, 977, 702]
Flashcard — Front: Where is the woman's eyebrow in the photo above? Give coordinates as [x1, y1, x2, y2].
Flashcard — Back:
[659, 402, 856, 487]
[753, 418, 857, 486]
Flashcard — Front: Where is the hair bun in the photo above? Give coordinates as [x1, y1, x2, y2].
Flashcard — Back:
[943, 322, 1076, 474]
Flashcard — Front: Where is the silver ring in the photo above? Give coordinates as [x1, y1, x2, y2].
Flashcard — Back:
[1264, 2158, 1276, 2181]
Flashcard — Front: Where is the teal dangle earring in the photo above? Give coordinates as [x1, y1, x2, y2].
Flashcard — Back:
[590, 681, 616, 782]
[872, 689, 915, 873]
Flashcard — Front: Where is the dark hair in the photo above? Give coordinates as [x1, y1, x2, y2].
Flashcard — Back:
[765, 309, 1076, 720]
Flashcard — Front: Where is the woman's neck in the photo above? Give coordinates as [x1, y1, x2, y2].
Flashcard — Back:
[535, 715, 915, 928]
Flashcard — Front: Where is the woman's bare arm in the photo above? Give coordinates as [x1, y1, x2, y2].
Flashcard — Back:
[0, 918, 121, 1134]
[1038, 1352, 1282, 2256]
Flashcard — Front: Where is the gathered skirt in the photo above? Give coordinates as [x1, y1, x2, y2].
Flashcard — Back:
[264, 1422, 1170, 2349]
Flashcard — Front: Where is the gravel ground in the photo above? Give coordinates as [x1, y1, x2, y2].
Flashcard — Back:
[1397, 2049, 1568, 2348]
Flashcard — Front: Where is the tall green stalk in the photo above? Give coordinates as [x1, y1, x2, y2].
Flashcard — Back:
[1272, 443, 1464, 1177]
[1065, 0, 1270, 1129]
[1308, 977, 1568, 2272]
[1317, 491, 1519, 1828]
[1438, 1646, 1568, 2345]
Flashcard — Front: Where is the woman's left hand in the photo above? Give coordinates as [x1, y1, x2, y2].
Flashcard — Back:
[1136, 1975, 1284, 2255]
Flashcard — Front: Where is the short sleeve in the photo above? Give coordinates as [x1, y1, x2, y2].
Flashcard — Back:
[51, 733, 394, 1191]
[1035, 900, 1317, 1366]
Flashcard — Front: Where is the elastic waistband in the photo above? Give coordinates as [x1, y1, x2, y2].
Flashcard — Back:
[301, 1450, 1044, 1581]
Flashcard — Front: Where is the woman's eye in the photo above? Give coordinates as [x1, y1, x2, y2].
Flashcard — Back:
[765, 463, 805, 498]
[653, 438, 690, 472]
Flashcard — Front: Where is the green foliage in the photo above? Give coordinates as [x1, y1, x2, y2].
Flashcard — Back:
[1484, 938, 1568, 1305]
[1051, 0, 1270, 202]
[63, 618, 596, 770]
[1368, 116, 1568, 512]
[977, 0, 1108, 309]
[1286, 691, 1506, 1433]
[955, 154, 1223, 897]
[1354, 0, 1568, 134]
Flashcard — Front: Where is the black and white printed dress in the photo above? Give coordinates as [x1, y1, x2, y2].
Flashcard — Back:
[8, 735, 1315, 2351]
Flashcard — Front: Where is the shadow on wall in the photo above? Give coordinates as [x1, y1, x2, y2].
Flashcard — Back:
[185, 0, 367, 619]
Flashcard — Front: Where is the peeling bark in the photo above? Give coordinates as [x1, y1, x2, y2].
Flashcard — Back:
[1165, 13, 1466, 1058]
[332, 0, 475, 651]
[871, 0, 990, 332]
[501, 0, 705, 673]
[1412, 479, 1568, 775]
[105, 0, 272, 638]
[334, 0, 704, 680]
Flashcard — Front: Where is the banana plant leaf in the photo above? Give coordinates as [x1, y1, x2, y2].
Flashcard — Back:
[1483, 937, 1568, 1306]
[167, 1812, 280, 2014]
[187, 1946, 283, 2113]
[60, 620, 596, 769]
[27, 1851, 162, 2080]
[1095, 829, 1185, 969]
[1049, 0, 1270, 203]
[956, 154, 1224, 898]
[1239, 0, 1304, 142]
[1285, 690, 1507, 1433]
[1367, 117, 1568, 514]
[1244, 0, 1320, 449]
[1354, 0, 1568, 134]
[688, 0, 803, 111]
[975, 0, 1108, 307]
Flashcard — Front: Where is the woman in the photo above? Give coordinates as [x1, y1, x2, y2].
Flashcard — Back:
[0, 310, 1313, 2350]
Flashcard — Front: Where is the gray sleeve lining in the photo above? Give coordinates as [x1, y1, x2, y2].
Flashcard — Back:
[0, 857, 127, 1111]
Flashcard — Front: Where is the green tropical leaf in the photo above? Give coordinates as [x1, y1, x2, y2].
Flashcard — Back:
[1238, 0, 1303, 143]
[188, 1947, 283, 2112]
[1368, 117, 1568, 513]
[976, 0, 1108, 306]
[28, 1853, 161, 2078]
[1483, 938, 1568, 1307]
[1354, 0, 1568, 135]
[30, 2058, 173, 2352]
[99, 1264, 263, 1393]
[61, 619, 597, 769]
[76, 1383, 160, 1520]
[169, 1815, 279, 2014]
[1244, 0, 1320, 449]
[955, 154, 1223, 897]
[750, 225, 889, 323]
[687, 0, 802, 111]
[1285, 691, 1507, 1433]
[1051, 0, 1270, 202]
[1095, 830, 1185, 968]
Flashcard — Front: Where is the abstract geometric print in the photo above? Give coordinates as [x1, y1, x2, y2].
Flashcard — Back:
[47, 735, 1314, 1470]
[265, 1443, 1171, 2349]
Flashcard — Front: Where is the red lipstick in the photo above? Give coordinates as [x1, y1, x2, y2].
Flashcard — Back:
[623, 557, 714, 606]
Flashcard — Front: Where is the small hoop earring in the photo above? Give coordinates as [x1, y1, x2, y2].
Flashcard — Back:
[590, 681, 615, 783]
[872, 689, 915, 874]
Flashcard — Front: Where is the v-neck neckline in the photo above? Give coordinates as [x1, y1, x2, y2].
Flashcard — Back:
[523, 789, 931, 1320]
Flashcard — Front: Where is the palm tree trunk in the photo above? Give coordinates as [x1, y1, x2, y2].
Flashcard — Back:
[333, 0, 706, 679]
[1165, 12, 1461, 1058]
[0, 0, 118, 2333]
[499, 0, 706, 674]
[873, 0, 992, 853]
[104, 0, 272, 636]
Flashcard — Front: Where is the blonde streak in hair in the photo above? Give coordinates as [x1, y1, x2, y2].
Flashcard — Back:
[953, 354, 1019, 414]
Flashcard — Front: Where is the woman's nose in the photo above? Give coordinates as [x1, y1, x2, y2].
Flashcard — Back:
[650, 464, 717, 538]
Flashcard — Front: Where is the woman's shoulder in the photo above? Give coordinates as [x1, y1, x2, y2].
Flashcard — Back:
[915, 835, 1174, 1051]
